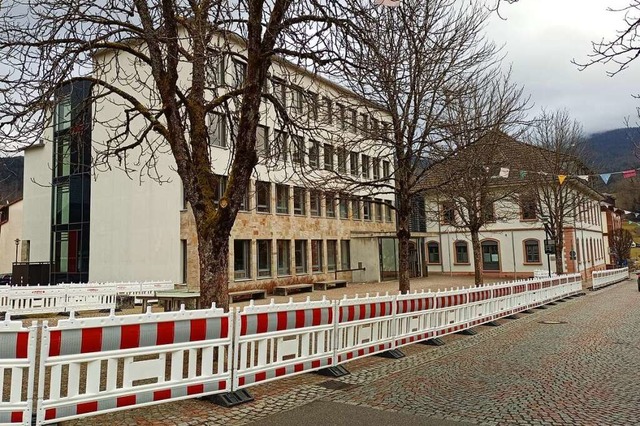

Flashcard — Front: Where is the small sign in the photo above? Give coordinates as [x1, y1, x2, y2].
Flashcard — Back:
[569, 250, 576, 260]
[544, 239, 555, 254]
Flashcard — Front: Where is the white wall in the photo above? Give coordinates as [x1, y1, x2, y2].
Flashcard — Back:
[0, 200, 23, 273]
[22, 143, 53, 263]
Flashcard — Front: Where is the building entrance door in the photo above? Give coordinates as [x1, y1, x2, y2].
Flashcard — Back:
[481, 241, 500, 271]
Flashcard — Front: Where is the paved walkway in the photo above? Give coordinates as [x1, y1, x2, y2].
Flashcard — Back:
[62, 278, 636, 426]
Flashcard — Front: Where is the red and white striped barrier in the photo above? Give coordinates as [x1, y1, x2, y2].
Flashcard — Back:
[335, 294, 396, 364]
[394, 290, 436, 347]
[592, 267, 629, 290]
[0, 316, 37, 426]
[465, 285, 495, 327]
[233, 298, 334, 390]
[36, 306, 232, 425]
[431, 288, 468, 337]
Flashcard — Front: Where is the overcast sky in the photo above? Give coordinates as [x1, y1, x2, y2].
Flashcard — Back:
[485, 0, 640, 134]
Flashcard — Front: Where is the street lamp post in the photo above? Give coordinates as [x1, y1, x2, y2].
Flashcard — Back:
[540, 216, 552, 277]
[14, 238, 20, 263]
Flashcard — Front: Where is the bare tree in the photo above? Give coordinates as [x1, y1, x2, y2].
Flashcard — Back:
[609, 228, 634, 266]
[0, 0, 361, 309]
[326, 0, 503, 293]
[526, 109, 592, 274]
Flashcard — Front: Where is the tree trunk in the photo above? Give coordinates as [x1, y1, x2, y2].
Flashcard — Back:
[396, 199, 411, 294]
[470, 230, 483, 286]
[554, 224, 564, 274]
[197, 230, 230, 311]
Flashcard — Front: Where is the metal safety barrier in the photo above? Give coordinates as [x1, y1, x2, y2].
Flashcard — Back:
[0, 274, 586, 425]
[0, 316, 37, 426]
[592, 267, 629, 290]
[233, 298, 334, 390]
[36, 306, 232, 425]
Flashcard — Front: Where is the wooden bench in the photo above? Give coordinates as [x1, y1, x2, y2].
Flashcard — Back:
[314, 280, 348, 291]
[228, 289, 267, 304]
[273, 283, 314, 296]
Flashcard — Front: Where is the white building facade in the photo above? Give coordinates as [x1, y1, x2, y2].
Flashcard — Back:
[20, 34, 398, 287]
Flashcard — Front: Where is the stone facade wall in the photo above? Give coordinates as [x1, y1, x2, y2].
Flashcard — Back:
[180, 180, 396, 290]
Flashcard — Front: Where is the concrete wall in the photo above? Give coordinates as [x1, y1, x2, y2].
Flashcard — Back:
[0, 200, 23, 273]
[22, 143, 53, 263]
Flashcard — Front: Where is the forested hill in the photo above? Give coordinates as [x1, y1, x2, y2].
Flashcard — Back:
[0, 156, 24, 204]
[584, 128, 640, 172]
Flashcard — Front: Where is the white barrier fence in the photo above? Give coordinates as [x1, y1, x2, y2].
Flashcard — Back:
[37, 307, 232, 425]
[0, 316, 37, 426]
[0, 281, 173, 316]
[0, 274, 583, 425]
[592, 267, 629, 290]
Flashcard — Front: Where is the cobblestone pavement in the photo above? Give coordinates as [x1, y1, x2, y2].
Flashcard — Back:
[62, 278, 629, 426]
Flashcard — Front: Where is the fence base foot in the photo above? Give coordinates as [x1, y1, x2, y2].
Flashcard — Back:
[457, 328, 477, 335]
[535, 305, 548, 309]
[547, 302, 557, 306]
[422, 337, 445, 346]
[205, 389, 254, 408]
[377, 349, 405, 359]
[522, 310, 534, 314]
[484, 321, 500, 327]
[31, 414, 44, 426]
[556, 299, 567, 302]
[317, 365, 350, 378]
[505, 314, 519, 319]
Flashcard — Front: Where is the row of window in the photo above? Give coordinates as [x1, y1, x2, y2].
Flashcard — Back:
[578, 200, 601, 227]
[206, 55, 392, 140]
[209, 114, 391, 180]
[426, 239, 543, 265]
[576, 237, 605, 264]
[233, 239, 351, 280]
[200, 178, 395, 222]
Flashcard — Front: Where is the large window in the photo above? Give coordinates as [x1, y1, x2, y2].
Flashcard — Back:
[363, 198, 372, 221]
[213, 175, 227, 209]
[455, 241, 469, 264]
[524, 239, 540, 263]
[442, 202, 455, 225]
[361, 154, 370, 179]
[291, 135, 305, 165]
[337, 148, 347, 173]
[256, 125, 269, 157]
[295, 240, 308, 274]
[293, 187, 306, 216]
[208, 112, 227, 148]
[310, 190, 321, 217]
[324, 144, 334, 171]
[256, 181, 271, 213]
[375, 199, 383, 222]
[326, 193, 336, 218]
[276, 184, 289, 214]
[427, 241, 440, 264]
[232, 59, 246, 88]
[373, 158, 380, 180]
[275, 130, 288, 162]
[483, 202, 495, 222]
[277, 240, 291, 276]
[55, 96, 71, 132]
[350, 152, 359, 177]
[54, 182, 70, 225]
[257, 240, 272, 277]
[383, 161, 391, 179]
[311, 240, 323, 273]
[521, 196, 537, 220]
[234, 240, 251, 280]
[181, 239, 187, 284]
[341, 240, 351, 269]
[384, 200, 393, 222]
[352, 198, 361, 220]
[339, 195, 349, 219]
[327, 240, 337, 272]
[322, 97, 332, 124]
[309, 140, 320, 169]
